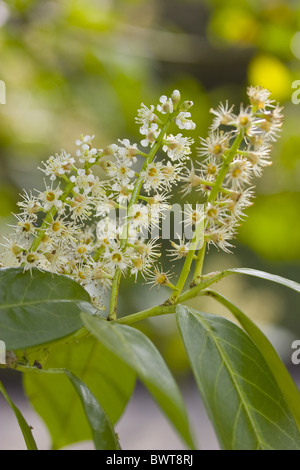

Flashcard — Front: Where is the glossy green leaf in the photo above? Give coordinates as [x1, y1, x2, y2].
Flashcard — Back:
[225, 267, 300, 293]
[65, 371, 121, 450]
[176, 305, 300, 450]
[23, 335, 135, 449]
[204, 289, 300, 431]
[0, 267, 96, 350]
[81, 313, 196, 450]
[0, 380, 38, 450]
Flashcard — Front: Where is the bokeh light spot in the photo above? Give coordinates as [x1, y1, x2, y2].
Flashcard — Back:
[248, 54, 291, 101]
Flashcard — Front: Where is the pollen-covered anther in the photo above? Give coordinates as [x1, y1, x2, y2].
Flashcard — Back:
[11, 243, 23, 256]
[26, 253, 39, 264]
[45, 191, 55, 202]
[17, 222, 31, 233]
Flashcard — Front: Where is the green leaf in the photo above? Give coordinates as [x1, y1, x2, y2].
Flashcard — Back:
[0, 380, 38, 450]
[23, 335, 135, 449]
[225, 267, 300, 293]
[81, 313, 196, 450]
[204, 289, 300, 431]
[176, 305, 300, 450]
[64, 371, 121, 450]
[0, 267, 96, 350]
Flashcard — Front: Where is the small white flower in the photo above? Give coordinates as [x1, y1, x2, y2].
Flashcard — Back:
[209, 101, 235, 130]
[21, 250, 46, 273]
[39, 150, 75, 181]
[147, 198, 170, 228]
[118, 139, 139, 161]
[135, 103, 157, 129]
[183, 203, 204, 228]
[103, 246, 131, 274]
[70, 194, 94, 221]
[132, 236, 161, 264]
[128, 204, 150, 230]
[205, 201, 228, 224]
[206, 224, 236, 253]
[157, 95, 173, 114]
[235, 105, 255, 135]
[225, 187, 254, 219]
[96, 196, 116, 217]
[44, 244, 71, 274]
[167, 235, 190, 260]
[70, 169, 97, 194]
[141, 160, 165, 193]
[106, 157, 135, 185]
[160, 161, 182, 189]
[10, 214, 37, 238]
[226, 157, 252, 189]
[71, 263, 94, 285]
[111, 181, 134, 204]
[96, 217, 118, 248]
[245, 145, 272, 176]
[17, 190, 41, 218]
[75, 135, 94, 146]
[256, 104, 284, 142]
[180, 162, 204, 196]
[145, 265, 174, 289]
[163, 134, 194, 162]
[130, 255, 153, 281]
[198, 130, 230, 160]
[197, 159, 221, 184]
[89, 261, 113, 291]
[76, 144, 98, 164]
[140, 123, 160, 147]
[0, 235, 28, 262]
[247, 86, 274, 110]
[175, 111, 196, 130]
[38, 185, 64, 212]
[46, 216, 78, 243]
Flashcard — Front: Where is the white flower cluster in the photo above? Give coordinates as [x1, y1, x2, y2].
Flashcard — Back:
[1, 91, 197, 306]
[1, 87, 283, 308]
[181, 85, 284, 252]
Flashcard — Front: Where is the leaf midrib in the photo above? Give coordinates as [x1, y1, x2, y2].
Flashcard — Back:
[0, 298, 89, 310]
[193, 311, 270, 450]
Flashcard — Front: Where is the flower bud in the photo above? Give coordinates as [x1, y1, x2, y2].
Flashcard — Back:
[171, 90, 181, 107]
[180, 100, 193, 111]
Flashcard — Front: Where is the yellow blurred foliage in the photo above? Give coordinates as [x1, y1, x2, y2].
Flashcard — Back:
[248, 54, 291, 101]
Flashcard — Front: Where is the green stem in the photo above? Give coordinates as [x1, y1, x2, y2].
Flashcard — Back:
[191, 241, 206, 286]
[0, 381, 38, 450]
[93, 245, 105, 262]
[168, 216, 204, 304]
[108, 268, 122, 321]
[110, 111, 178, 319]
[207, 130, 244, 204]
[120, 111, 177, 246]
[114, 304, 176, 325]
[191, 130, 244, 285]
[114, 271, 226, 325]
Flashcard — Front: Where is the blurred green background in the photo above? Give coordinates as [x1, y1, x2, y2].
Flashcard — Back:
[0, 0, 299, 376]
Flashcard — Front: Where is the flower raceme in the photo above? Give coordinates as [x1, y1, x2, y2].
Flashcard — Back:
[0, 87, 283, 313]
